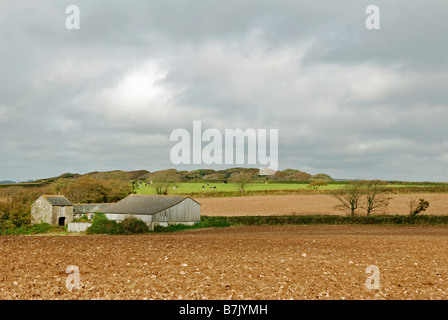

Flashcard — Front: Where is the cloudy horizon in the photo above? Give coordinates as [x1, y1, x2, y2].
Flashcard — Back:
[1, 0, 447, 182]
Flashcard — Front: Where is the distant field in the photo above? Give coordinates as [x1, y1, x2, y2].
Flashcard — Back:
[136, 182, 446, 196]
[198, 193, 448, 216]
[136, 182, 342, 195]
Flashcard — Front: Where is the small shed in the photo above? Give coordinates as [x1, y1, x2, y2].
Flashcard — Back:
[31, 195, 74, 226]
[103, 194, 201, 230]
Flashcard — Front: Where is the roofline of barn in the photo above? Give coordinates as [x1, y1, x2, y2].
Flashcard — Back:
[41, 195, 74, 206]
[101, 194, 201, 216]
[126, 194, 201, 204]
[123, 194, 201, 215]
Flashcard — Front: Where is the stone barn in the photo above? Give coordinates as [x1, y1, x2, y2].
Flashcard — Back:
[31, 195, 74, 226]
[102, 194, 201, 230]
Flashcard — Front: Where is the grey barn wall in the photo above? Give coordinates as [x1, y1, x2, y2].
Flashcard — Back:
[31, 196, 74, 225]
[104, 198, 201, 230]
[73, 203, 113, 220]
[153, 198, 201, 223]
[31, 197, 52, 224]
[31, 195, 200, 229]
[52, 206, 74, 225]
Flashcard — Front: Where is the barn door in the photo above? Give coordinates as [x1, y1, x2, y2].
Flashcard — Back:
[59, 206, 66, 225]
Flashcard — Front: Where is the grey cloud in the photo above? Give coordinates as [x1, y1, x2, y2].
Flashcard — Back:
[303, 0, 448, 71]
[0, 1, 447, 181]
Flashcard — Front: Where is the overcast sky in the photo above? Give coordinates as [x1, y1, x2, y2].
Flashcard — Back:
[1, 0, 447, 182]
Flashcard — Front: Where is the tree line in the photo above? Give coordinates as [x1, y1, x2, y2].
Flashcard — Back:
[0, 177, 132, 229]
[1, 168, 432, 231]
[331, 180, 429, 217]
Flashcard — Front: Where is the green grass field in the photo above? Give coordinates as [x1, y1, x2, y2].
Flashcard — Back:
[136, 182, 443, 196]
[136, 182, 339, 195]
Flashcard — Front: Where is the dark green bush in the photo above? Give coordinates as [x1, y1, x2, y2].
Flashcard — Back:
[0, 222, 63, 235]
[91, 212, 107, 222]
[152, 224, 192, 232]
[0, 219, 15, 232]
[87, 213, 149, 235]
[118, 217, 149, 234]
[86, 219, 119, 235]
[87, 213, 120, 235]
[28, 223, 54, 234]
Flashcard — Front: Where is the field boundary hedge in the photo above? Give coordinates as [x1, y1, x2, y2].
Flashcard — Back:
[201, 214, 448, 226]
[2, 215, 448, 236]
[151, 214, 448, 232]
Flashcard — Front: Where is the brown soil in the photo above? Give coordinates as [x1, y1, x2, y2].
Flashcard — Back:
[1, 225, 448, 300]
[199, 193, 448, 216]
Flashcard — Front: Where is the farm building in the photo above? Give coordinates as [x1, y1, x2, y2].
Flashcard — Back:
[73, 203, 113, 220]
[31, 195, 74, 226]
[31, 194, 201, 231]
[102, 194, 201, 230]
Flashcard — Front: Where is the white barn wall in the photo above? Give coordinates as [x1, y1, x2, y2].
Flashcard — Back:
[68, 222, 92, 232]
[104, 213, 151, 223]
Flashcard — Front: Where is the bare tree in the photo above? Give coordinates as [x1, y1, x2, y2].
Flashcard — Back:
[332, 180, 391, 217]
[229, 172, 253, 193]
[359, 180, 391, 216]
[332, 181, 364, 217]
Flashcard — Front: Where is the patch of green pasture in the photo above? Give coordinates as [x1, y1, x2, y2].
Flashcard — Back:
[136, 181, 443, 196]
[136, 182, 346, 195]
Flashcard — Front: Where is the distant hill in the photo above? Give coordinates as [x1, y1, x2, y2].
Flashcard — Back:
[0, 180, 16, 184]
[5, 168, 333, 188]
[31, 170, 151, 184]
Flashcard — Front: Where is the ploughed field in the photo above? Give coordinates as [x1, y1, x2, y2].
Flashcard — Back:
[1, 225, 448, 299]
[199, 193, 448, 216]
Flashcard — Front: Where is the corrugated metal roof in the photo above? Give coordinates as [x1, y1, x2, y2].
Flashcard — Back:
[104, 194, 199, 215]
[42, 195, 73, 206]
